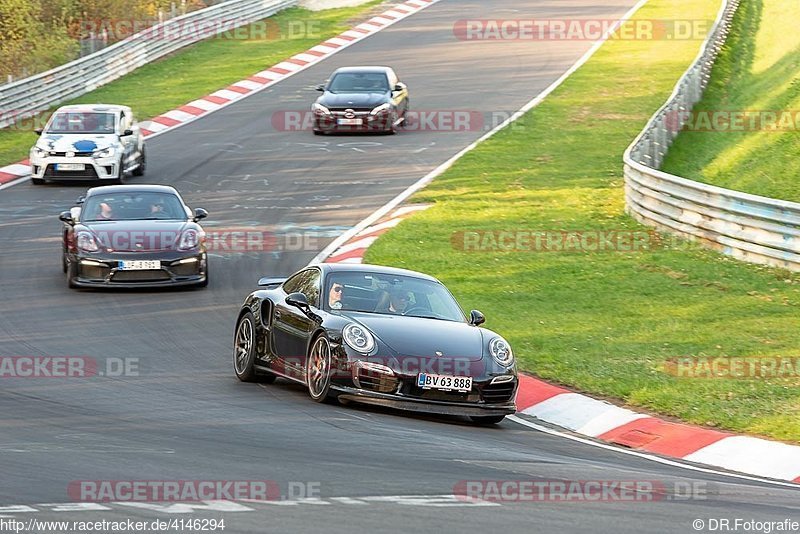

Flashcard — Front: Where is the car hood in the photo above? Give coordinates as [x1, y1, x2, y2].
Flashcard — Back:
[77, 219, 196, 252]
[345, 312, 484, 361]
[37, 133, 118, 153]
[318, 92, 389, 109]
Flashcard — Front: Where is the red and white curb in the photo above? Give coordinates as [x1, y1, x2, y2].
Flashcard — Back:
[321, 212, 800, 485]
[0, 0, 439, 188]
[323, 204, 431, 263]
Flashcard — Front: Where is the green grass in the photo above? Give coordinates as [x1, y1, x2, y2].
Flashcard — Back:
[365, 0, 800, 442]
[0, 2, 384, 166]
[662, 0, 800, 202]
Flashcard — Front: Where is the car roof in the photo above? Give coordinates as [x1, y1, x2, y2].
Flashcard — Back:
[331, 66, 394, 75]
[84, 184, 181, 197]
[54, 104, 131, 114]
[317, 262, 440, 283]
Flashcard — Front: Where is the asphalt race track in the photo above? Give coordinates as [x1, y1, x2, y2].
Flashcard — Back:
[0, 1, 798, 532]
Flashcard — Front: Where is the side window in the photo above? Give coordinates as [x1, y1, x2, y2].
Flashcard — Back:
[298, 269, 321, 307]
[282, 269, 321, 307]
[282, 272, 305, 294]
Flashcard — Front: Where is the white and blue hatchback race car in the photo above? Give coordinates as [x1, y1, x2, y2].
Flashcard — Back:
[29, 104, 146, 185]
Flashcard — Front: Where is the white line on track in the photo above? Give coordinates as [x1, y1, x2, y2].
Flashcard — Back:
[508, 415, 800, 489]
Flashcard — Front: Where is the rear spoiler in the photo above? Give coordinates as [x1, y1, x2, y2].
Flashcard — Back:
[257, 276, 286, 288]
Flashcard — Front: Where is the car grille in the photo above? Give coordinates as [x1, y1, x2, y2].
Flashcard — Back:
[481, 382, 516, 404]
[356, 368, 398, 393]
[48, 151, 94, 157]
[329, 108, 372, 114]
[79, 264, 110, 280]
[403, 382, 479, 403]
[111, 270, 170, 282]
[44, 164, 99, 180]
[169, 261, 201, 277]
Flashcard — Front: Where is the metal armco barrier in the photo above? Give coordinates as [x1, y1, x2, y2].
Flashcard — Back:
[623, 0, 800, 272]
[0, 0, 296, 129]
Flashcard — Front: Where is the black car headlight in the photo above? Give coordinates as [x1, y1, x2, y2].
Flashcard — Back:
[489, 337, 514, 366]
[76, 231, 99, 252]
[342, 323, 375, 354]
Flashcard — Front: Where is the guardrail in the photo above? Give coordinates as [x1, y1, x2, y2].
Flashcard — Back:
[623, 0, 800, 272]
[0, 0, 296, 129]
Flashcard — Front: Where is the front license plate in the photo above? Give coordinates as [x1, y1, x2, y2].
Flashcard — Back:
[56, 163, 85, 171]
[417, 373, 472, 392]
[118, 260, 160, 270]
[337, 118, 363, 126]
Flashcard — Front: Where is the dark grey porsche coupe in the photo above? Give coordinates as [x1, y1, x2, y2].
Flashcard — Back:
[233, 263, 518, 424]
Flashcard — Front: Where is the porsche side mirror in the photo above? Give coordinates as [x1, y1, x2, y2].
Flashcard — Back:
[34, 128, 43, 136]
[469, 310, 485, 326]
[286, 292, 309, 309]
[193, 207, 208, 221]
[315, 84, 325, 92]
[58, 210, 75, 225]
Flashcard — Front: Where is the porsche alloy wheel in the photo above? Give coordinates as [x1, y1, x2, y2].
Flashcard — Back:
[234, 313, 256, 381]
[307, 335, 333, 402]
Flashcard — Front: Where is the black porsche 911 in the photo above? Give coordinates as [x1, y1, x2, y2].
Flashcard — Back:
[59, 184, 209, 288]
[233, 263, 517, 424]
[312, 66, 409, 135]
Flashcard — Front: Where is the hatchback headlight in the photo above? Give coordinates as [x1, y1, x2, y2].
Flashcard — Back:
[32, 146, 47, 158]
[489, 337, 514, 366]
[93, 146, 115, 159]
[76, 231, 99, 252]
[312, 103, 331, 116]
[342, 323, 376, 354]
[370, 103, 391, 116]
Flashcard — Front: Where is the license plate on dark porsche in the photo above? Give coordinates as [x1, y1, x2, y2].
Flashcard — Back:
[417, 373, 472, 392]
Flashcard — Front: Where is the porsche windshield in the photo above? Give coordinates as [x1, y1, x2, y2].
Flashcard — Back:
[47, 112, 116, 134]
[81, 192, 186, 222]
[325, 271, 465, 322]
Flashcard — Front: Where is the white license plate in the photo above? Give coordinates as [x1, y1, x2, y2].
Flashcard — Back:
[417, 373, 472, 392]
[337, 118, 363, 126]
[56, 163, 85, 171]
[118, 260, 160, 270]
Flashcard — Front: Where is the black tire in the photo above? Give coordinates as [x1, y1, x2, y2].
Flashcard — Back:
[31, 177, 45, 185]
[306, 335, 336, 403]
[234, 312, 259, 382]
[132, 146, 146, 177]
[313, 130, 324, 136]
[469, 415, 506, 425]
